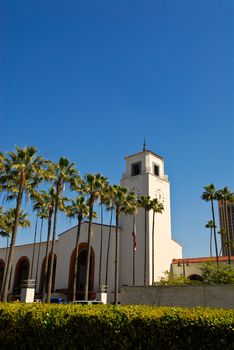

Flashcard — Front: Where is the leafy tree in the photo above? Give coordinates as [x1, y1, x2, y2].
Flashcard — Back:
[151, 198, 164, 284]
[201, 262, 234, 284]
[138, 195, 152, 285]
[156, 270, 191, 286]
[0, 146, 45, 302]
[201, 184, 219, 266]
[81, 174, 108, 300]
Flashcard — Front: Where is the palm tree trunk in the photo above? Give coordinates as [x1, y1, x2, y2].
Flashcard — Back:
[2, 184, 24, 302]
[84, 199, 94, 300]
[72, 218, 81, 302]
[105, 208, 113, 287]
[211, 200, 219, 266]
[114, 210, 119, 305]
[98, 203, 103, 288]
[224, 199, 231, 264]
[1, 237, 9, 299]
[144, 208, 147, 285]
[210, 227, 213, 257]
[47, 195, 59, 303]
[35, 218, 43, 291]
[30, 216, 38, 279]
[152, 211, 155, 285]
[42, 209, 52, 303]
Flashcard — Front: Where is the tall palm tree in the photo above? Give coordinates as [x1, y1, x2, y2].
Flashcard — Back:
[0, 146, 45, 302]
[124, 196, 138, 286]
[47, 158, 79, 303]
[151, 198, 164, 284]
[35, 207, 48, 290]
[216, 187, 234, 264]
[137, 195, 152, 285]
[201, 184, 219, 266]
[112, 185, 136, 304]
[98, 178, 109, 289]
[0, 208, 30, 298]
[81, 174, 108, 300]
[29, 216, 38, 279]
[65, 196, 90, 302]
[104, 185, 115, 288]
[205, 220, 215, 258]
[33, 188, 56, 303]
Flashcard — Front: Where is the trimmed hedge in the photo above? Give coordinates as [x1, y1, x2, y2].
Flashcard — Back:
[0, 304, 233, 350]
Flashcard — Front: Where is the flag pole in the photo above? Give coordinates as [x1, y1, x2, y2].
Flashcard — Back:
[132, 215, 136, 286]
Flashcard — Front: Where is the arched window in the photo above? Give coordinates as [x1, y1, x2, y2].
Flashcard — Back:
[68, 244, 95, 299]
[13, 257, 30, 292]
[0, 259, 5, 290]
[39, 254, 57, 293]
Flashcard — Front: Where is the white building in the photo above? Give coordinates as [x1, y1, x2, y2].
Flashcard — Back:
[0, 148, 182, 301]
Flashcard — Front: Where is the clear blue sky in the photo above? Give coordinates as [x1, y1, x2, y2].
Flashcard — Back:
[1, 0, 234, 258]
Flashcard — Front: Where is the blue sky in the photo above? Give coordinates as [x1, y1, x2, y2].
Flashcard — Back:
[1, 0, 234, 257]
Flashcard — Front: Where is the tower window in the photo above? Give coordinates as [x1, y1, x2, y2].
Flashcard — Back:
[153, 164, 159, 176]
[131, 162, 141, 176]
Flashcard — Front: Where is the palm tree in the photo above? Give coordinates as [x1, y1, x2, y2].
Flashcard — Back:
[81, 174, 108, 300]
[151, 198, 164, 284]
[205, 220, 215, 258]
[201, 184, 219, 266]
[0, 146, 45, 302]
[0, 152, 5, 177]
[47, 158, 79, 303]
[124, 196, 138, 286]
[35, 207, 48, 290]
[104, 185, 115, 288]
[33, 188, 56, 303]
[112, 185, 136, 304]
[137, 195, 152, 285]
[65, 196, 90, 302]
[29, 217, 38, 279]
[98, 178, 109, 289]
[0, 208, 30, 298]
[216, 187, 234, 264]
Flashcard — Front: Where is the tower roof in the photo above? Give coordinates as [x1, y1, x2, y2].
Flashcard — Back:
[125, 149, 164, 161]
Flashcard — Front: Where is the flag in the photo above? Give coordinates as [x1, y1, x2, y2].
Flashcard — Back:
[132, 231, 137, 252]
[132, 217, 137, 252]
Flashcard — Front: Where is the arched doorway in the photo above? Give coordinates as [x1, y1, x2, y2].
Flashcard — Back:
[0, 259, 5, 290]
[68, 243, 95, 300]
[39, 254, 57, 293]
[188, 274, 203, 282]
[13, 257, 30, 294]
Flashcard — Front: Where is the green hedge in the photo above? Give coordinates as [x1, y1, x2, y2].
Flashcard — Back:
[0, 304, 233, 350]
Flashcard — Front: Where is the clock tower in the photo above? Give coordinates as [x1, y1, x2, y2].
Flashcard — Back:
[119, 146, 182, 286]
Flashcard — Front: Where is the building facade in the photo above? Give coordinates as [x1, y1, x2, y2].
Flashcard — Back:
[0, 148, 182, 301]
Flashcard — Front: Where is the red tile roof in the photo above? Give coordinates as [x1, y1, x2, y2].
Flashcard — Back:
[172, 256, 234, 264]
